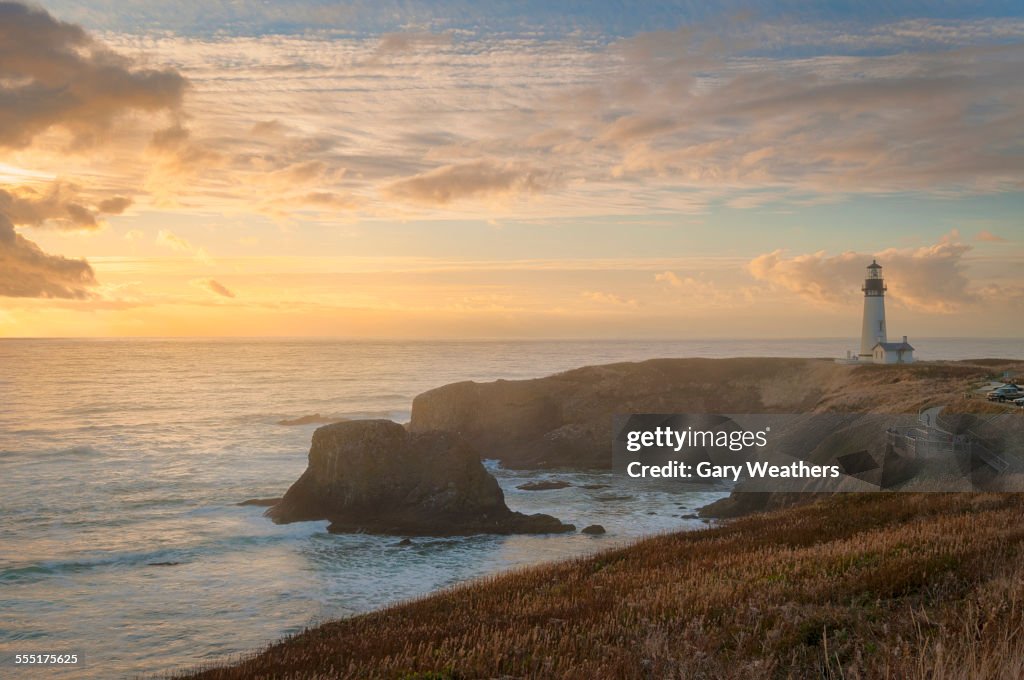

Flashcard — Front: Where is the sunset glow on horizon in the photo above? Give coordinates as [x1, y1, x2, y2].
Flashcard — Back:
[2, 1, 1022, 338]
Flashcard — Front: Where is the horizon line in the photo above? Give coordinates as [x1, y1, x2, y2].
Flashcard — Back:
[0, 335, 1019, 342]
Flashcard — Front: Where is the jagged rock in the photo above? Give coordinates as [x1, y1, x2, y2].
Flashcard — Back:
[266, 419, 574, 536]
[516, 480, 571, 491]
[581, 524, 606, 535]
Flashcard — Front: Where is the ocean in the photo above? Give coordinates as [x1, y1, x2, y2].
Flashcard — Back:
[0, 338, 1019, 678]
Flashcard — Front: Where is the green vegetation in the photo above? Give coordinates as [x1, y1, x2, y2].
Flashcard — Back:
[179, 493, 1024, 679]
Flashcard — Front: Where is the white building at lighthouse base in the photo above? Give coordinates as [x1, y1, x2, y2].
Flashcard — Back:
[870, 336, 915, 364]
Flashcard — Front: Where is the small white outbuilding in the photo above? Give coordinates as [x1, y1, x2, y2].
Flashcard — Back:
[871, 336, 915, 364]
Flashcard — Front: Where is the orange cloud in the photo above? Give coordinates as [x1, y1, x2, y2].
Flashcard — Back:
[193, 278, 236, 298]
[748, 236, 979, 313]
[582, 290, 638, 307]
[156, 230, 194, 253]
[97, 196, 133, 215]
[655, 271, 684, 287]
[975, 230, 1007, 243]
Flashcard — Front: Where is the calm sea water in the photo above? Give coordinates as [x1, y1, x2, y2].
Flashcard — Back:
[0, 338, 1019, 678]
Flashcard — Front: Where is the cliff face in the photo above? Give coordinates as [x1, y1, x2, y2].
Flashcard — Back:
[410, 357, 1009, 469]
[267, 420, 574, 535]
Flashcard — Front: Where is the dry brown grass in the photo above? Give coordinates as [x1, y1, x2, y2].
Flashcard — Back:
[177, 493, 1024, 679]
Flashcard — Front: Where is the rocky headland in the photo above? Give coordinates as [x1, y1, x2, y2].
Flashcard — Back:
[408, 357, 1020, 470]
[265, 419, 574, 536]
[407, 357, 1023, 516]
[260, 358, 1022, 534]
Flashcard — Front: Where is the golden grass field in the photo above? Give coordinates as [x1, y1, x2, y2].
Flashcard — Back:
[179, 492, 1024, 679]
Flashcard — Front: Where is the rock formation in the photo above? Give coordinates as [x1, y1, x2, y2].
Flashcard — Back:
[408, 358, 846, 468]
[409, 358, 1019, 469]
[266, 419, 574, 536]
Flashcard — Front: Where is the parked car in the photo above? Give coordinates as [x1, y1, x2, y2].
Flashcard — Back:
[1014, 396, 1024, 407]
[987, 385, 1024, 402]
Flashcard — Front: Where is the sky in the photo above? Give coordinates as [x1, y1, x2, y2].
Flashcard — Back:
[1, 0, 1022, 338]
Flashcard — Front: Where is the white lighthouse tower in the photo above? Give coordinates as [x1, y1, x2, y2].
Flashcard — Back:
[836, 259, 914, 364]
[859, 260, 886, 359]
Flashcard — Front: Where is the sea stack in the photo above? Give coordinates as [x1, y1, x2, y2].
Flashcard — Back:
[266, 419, 574, 536]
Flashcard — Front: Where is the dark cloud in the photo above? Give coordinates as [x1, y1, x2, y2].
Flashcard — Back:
[0, 185, 135, 230]
[0, 185, 99, 230]
[0, 213, 96, 298]
[0, 3, 192, 298]
[149, 124, 192, 151]
[0, 1, 186, 149]
[97, 196, 133, 215]
[146, 124, 223, 195]
[0, 184, 101, 297]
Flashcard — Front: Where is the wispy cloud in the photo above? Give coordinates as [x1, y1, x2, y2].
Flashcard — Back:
[156, 229, 212, 263]
[582, 290, 638, 307]
[72, 18, 1021, 223]
[156, 230, 194, 252]
[192, 278, 235, 298]
[975, 230, 1008, 243]
[383, 160, 560, 206]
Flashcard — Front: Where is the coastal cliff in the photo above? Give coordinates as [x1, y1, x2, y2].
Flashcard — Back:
[267, 420, 573, 535]
[409, 357, 1016, 469]
[263, 358, 1021, 532]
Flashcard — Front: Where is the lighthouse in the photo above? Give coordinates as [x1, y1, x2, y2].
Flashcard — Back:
[836, 259, 914, 364]
[859, 260, 886, 359]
